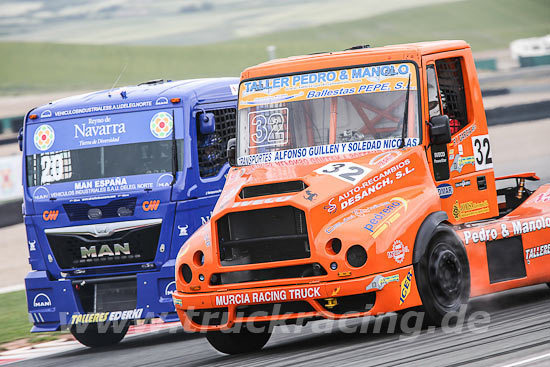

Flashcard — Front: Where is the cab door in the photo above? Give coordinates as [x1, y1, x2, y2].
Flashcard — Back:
[423, 51, 499, 224]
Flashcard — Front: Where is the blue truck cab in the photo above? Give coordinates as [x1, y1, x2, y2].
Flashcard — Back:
[22, 78, 238, 346]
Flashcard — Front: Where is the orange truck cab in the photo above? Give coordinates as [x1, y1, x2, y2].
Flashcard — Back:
[173, 41, 550, 354]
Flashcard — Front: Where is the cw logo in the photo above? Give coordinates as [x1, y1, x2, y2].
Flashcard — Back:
[42, 210, 59, 221]
[142, 200, 160, 212]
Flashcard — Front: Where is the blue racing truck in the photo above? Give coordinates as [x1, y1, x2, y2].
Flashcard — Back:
[21, 78, 238, 347]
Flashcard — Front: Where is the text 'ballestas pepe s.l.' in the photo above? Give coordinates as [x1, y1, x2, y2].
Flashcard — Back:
[172, 41, 550, 354]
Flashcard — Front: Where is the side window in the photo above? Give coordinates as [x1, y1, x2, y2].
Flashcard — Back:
[426, 64, 441, 119]
[434, 57, 468, 135]
[197, 108, 236, 178]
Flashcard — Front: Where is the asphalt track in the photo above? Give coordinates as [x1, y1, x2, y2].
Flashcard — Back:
[12, 118, 550, 366]
[13, 285, 550, 367]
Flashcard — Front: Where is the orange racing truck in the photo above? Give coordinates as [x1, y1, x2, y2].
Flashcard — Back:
[172, 41, 550, 354]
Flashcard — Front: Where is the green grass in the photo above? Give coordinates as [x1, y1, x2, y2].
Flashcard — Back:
[0, 0, 548, 95]
[0, 290, 63, 346]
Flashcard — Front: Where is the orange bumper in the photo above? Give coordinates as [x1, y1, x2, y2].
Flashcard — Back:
[173, 265, 421, 331]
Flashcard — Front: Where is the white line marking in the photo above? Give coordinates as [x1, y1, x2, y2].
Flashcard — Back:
[498, 352, 550, 367]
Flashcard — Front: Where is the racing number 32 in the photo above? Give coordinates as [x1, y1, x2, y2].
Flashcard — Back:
[472, 135, 493, 171]
[315, 162, 371, 184]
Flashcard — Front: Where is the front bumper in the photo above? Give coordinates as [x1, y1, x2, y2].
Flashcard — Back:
[25, 261, 180, 332]
[173, 265, 421, 331]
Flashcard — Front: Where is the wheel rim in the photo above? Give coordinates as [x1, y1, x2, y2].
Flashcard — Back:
[428, 244, 463, 308]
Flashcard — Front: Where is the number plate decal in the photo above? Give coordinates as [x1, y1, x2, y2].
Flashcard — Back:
[315, 162, 371, 184]
[472, 134, 493, 171]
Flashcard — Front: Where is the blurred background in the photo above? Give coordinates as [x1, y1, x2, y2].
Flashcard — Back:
[0, 0, 549, 351]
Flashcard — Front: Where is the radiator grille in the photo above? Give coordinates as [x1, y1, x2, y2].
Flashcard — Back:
[216, 206, 310, 266]
[47, 223, 161, 269]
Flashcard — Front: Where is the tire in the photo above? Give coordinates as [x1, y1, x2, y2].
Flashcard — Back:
[70, 322, 129, 348]
[414, 225, 470, 326]
[206, 326, 271, 354]
[547, 283, 550, 289]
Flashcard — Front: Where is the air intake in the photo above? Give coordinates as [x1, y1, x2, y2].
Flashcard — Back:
[239, 181, 306, 199]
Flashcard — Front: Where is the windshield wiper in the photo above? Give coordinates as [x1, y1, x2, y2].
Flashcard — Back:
[400, 74, 411, 149]
[170, 110, 178, 186]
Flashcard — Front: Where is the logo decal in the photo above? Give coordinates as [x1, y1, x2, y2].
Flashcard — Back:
[365, 274, 399, 291]
[42, 210, 59, 221]
[387, 240, 410, 264]
[437, 183, 453, 199]
[178, 225, 189, 236]
[34, 124, 55, 151]
[150, 111, 173, 138]
[363, 197, 407, 238]
[164, 281, 176, 296]
[33, 293, 52, 308]
[452, 200, 490, 221]
[525, 243, 550, 264]
[40, 110, 52, 118]
[324, 198, 337, 214]
[80, 243, 130, 259]
[142, 200, 160, 211]
[399, 270, 413, 305]
[304, 190, 318, 202]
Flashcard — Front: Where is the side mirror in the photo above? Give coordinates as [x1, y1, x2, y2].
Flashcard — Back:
[227, 138, 236, 166]
[199, 112, 215, 135]
[429, 115, 451, 145]
[17, 127, 23, 152]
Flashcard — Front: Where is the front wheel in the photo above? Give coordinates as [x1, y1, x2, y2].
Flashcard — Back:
[414, 225, 470, 326]
[70, 322, 129, 348]
[206, 325, 271, 354]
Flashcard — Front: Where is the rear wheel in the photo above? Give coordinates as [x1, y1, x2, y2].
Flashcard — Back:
[414, 225, 470, 326]
[206, 325, 271, 354]
[70, 322, 129, 348]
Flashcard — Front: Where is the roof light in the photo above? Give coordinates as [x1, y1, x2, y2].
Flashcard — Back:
[29, 114, 38, 119]
[171, 98, 181, 103]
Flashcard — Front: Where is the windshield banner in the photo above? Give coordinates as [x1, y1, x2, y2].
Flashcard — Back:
[239, 63, 416, 109]
[27, 109, 182, 155]
[29, 172, 175, 201]
[237, 137, 419, 166]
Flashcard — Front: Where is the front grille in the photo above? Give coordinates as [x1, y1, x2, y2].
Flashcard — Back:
[217, 206, 310, 266]
[76, 279, 137, 313]
[186, 308, 228, 326]
[63, 197, 137, 221]
[210, 263, 327, 285]
[47, 223, 161, 269]
[239, 181, 307, 199]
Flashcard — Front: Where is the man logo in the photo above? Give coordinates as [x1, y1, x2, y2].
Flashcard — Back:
[33, 293, 52, 308]
[80, 243, 130, 259]
[142, 200, 160, 211]
[165, 281, 176, 296]
[42, 210, 59, 221]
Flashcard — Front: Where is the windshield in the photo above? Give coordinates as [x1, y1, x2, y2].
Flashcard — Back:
[25, 109, 182, 200]
[237, 62, 420, 166]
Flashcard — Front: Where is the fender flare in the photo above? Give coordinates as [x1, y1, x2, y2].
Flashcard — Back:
[412, 211, 449, 264]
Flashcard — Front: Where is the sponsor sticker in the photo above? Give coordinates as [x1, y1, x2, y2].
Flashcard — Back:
[399, 270, 413, 305]
[34, 124, 55, 151]
[437, 183, 453, 199]
[455, 179, 471, 188]
[387, 240, 410, 264]
[525, 244, 550, 264]
[462, 216, 550, 245]
[365, 274, 400, 291]
[70, 308, 144, 325]
[363, 197, 407, 238]
[450, 155, 475, 173]
[150, 111, 173, 138]
[452, 200, 490, 220]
